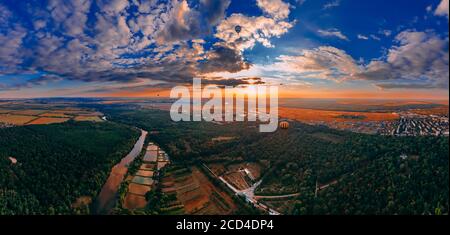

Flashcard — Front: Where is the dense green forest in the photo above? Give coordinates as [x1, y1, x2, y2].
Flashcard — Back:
[104, 107, 449, 215]
[1, 105, 447, 215]
[0, 121, 139, 215]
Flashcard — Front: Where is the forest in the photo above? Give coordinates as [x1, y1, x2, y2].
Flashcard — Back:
[104, 107, 449, 215]
[0, 121, 139, 214]
[1, 105, 447, 215]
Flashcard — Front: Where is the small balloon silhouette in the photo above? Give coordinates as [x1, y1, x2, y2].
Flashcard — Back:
[235, 25, 242, 34]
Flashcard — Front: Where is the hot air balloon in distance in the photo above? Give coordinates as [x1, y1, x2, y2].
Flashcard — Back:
[279, 121, 290, 130]
[235, 25, 242, 35]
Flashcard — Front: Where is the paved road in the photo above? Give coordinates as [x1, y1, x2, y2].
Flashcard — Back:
[254, 193, 300, 200]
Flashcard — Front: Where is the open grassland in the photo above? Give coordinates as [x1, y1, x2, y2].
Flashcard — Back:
[279, 107, 400, 123]
[74, 116, 103, 122]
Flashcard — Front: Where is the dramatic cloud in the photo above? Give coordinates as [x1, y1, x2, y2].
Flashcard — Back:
[272, 46, 360, 81]
[198, 44, 250, 73]
[154, 0, 230, 43]
[1, 0, 447, 96]
[205, 46, 361, 84]
[359, 30, 449, 89]
[0, 0, 295, 92]
[318, 29, 349, 41]
[218, 30, 449, 90]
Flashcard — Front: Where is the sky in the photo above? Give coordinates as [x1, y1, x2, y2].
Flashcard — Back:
[0, 0, 449, 99]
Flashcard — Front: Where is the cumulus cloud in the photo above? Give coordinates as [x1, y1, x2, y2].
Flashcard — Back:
[435, 0, 449, 18]
[218, 30, 449, 90]
[0, 0, 233, 88]
[358, 30, 449, 89]
[0, 27, 27, 72]
[0, 0, 295, 92]
[272, 46, 360, 81]
[199, 44, 250, 74]
[47, 0, 92, 37]
[215, 12, 293, 51]
[205, 46, 361, 84]
[256, 0, 291, 20]
[317, 29, 349, 41]
[154, 0, 230, 44]
[139, 0, 229, 44]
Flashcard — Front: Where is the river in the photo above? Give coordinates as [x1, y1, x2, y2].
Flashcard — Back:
[93, 129, 148, 214]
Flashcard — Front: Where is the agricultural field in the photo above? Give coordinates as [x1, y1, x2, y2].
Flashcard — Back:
[132, 176, 154, 186]
[136, 170, 154, 177]
[128, 183, 152, 196]
[279, 107, 400, 123]
[39, 112, 73, 118]
[28, 117, 70, 125]
[123, 194, 148, 210]
[10, 110, 47, 116]
[121, 142, 170, 211]
[409, 106, 449, 116]
[0, 102, 104, 126]
[0, 109, 14, 114]
[158, 166, 238, 215]
[0, 114, 37, 125]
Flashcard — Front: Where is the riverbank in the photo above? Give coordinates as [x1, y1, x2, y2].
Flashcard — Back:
[93, 129, 148, 214]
